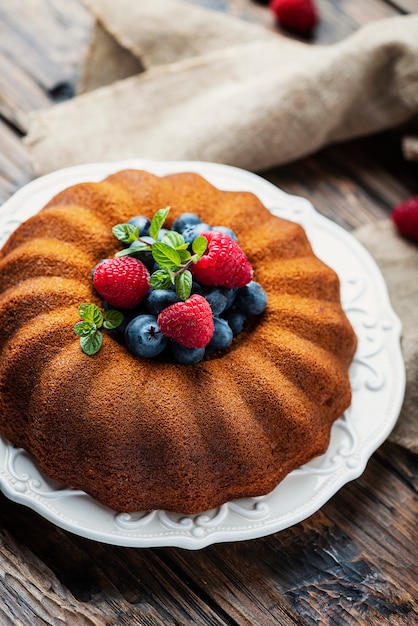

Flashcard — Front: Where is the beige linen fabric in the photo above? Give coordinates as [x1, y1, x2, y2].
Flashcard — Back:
[25, 2, 418, 174]
[79, 23, 144, 93]
[82, 0, 273, 71]
[354, 221, 418, 453]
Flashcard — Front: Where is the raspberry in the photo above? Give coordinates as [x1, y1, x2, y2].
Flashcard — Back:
[269, 0, 318, 36]
[157, 294, 214, 348]
[191, 231, 253, 288]
[93, 256, 150, 308]
[392, 195, 418, 241]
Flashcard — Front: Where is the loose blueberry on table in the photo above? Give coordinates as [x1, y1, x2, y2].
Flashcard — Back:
[74, 207, 267, 364]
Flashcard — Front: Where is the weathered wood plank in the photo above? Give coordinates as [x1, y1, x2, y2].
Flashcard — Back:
[263, 133, 418, 231]
[161, 440, 417, 625]
[0, 55, 51, 133]
[0, 121, 33, 205]
[0, 0, 93, 93]
[0, 495, 235, 626]
[189, 0, 402, 43]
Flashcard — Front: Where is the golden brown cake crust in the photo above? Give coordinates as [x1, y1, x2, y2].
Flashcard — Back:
[0, 170, 357, 513]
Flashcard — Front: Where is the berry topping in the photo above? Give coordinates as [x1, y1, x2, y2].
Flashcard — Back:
[125, 315, 167, 358]
[143, 289, 181, 316]
[128, 215, 151, 236]
[191, 231, 253, 288]
[235, 281, 268, 315]
[93, 256, 150, 309]
[182, 222, 211, 244]
[79, 207, 267, 360]
[392, 195, 418, 241]
[172, 212, 202, 233]
[206, 318, 233, 354]
[223, 307, 247, 337]
[212, 225, 238, 241]
[270, 0, 318, 37]
[171, 343, 206, 365]
[157, 294, 214, 348]
[204, 288, 228, 316]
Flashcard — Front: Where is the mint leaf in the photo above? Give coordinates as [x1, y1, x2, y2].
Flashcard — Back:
[115, 241, 151, 258]
[152, 242, 181, 268]
[150, 268, 174, 290]
[75, 304, 122, 354]
[103, 309, 124, 330]
[149, 206, 170, 240]
[177, 248, 192, 263]
[162, 230, 184, 249]
[176, 270, 193, 300]
[192, 236, 208, 259]
[114, 243, 151, 258]
[80, 331, 103, 355]
[73, 321, 94, 337]
[78, 303, 103, 326]
[112, 223, 139, 244]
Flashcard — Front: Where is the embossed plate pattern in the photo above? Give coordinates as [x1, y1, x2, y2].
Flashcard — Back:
[0, 160, 405, 549]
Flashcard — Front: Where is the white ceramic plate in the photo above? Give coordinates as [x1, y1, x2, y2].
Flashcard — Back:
[0, 160, 405, 549]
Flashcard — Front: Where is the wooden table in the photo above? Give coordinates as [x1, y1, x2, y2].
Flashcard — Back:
[1, 1, 417, 624]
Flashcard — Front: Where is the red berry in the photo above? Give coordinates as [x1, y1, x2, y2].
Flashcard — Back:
[392, 195, 418, 241]
[157, 294, 214, 349]
[93, 257, 150, 308]
[191, 231, 253, 288]
[269, 0, 318, 36]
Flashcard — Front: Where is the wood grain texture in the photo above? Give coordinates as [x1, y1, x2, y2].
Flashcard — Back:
[0, 441, 416, 625]
[263, 131, 418, 230]
[0, 1, 417, 625]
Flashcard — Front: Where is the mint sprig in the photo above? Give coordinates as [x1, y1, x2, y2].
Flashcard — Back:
[113, 207, 207, 300]
[149, 206, 170, 240]
[74, 303, 123, 355]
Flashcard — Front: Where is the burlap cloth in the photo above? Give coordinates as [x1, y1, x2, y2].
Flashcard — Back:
[354, 221, 418, 453]
[24, 0, 418, 452]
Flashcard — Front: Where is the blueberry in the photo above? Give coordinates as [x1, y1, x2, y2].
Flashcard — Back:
[235, 281, 268, 315]
[220, 287, 237, 310]
[125, 315, 167, 358]
[128, 216, 151, 236]
[157, 228, 170, 241]
[171, 343, 205, 365]
[172, 213, 202, 233]
[139, 235, 156, 246]
[212, 226, 238, 241]
[223, 307, 247, 336]
[191, 280, 204, 295]
[128, 235, 155, 269]
[205, 288, 227, 316]
[143, 289, 180, 316]
[206, 317, 233, 353]
[182, 223, 211, 244]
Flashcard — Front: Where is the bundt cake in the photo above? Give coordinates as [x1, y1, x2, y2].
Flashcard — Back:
[0, 169, 357, 514]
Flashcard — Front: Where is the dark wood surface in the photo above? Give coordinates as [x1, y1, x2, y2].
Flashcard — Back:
[1, 1, 417, 624]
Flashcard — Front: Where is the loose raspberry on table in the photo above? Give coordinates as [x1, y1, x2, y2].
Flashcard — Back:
[191, 231, 253, 289]
[93, 256, 150, 309]
[157, 294, 214, 349]
[391, 195, 418, 241]
[269, 0, 318, 37]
